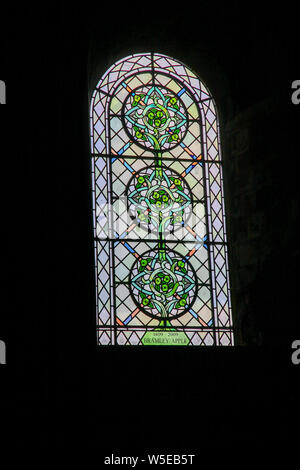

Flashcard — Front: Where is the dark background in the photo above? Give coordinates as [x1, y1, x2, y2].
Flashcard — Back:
[0, 1, 299, 452]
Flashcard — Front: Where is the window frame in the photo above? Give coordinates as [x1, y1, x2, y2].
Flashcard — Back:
[89, 52, 234, 347]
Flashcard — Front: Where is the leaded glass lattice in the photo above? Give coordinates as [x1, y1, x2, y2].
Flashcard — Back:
[90, 53, 234, 346]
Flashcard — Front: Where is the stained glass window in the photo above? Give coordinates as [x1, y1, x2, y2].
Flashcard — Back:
[90, 53, 234, 346]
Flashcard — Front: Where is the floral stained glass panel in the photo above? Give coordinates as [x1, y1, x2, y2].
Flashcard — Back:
[90, 53, 234, 346]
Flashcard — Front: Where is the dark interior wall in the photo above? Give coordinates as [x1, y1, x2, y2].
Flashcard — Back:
[1, 1, 299, 450]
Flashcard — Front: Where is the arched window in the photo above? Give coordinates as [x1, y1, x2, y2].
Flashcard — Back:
[90, 53, 234, 346]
